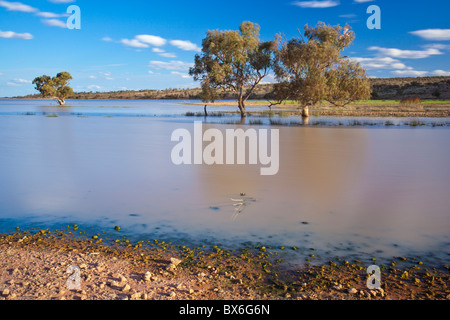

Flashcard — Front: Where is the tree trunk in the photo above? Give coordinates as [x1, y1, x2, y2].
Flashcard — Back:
[57, 98, 65, 106]
[238, 98, 246, 118]
[204, 104, 208, 116]
[301, 105, 309, 118]
[302, 116, 309, 125]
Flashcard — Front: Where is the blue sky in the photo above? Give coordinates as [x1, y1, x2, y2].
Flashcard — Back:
[0, 0, 449, 97]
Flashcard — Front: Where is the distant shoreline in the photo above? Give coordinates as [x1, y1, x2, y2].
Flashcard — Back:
[2, 98, 449, 118]
[4, 76, 450, 101]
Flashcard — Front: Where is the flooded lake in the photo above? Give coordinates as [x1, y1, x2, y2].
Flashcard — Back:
[1, 99, 449, 266]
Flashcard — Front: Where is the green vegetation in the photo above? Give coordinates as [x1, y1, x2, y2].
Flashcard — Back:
[271, 23, 371, 117]
[189, 21, 275, 118]
[32, 72, 74, 106]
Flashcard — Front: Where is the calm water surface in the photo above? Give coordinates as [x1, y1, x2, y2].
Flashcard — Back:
[1, 99, 449, 266]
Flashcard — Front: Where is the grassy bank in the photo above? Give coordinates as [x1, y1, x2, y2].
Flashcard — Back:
[185, 100, 450, 118]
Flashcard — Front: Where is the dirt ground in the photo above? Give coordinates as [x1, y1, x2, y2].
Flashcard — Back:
[0, 230, 448, 300]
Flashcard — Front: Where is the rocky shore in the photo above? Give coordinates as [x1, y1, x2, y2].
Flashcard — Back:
[0, 229, 448, 300]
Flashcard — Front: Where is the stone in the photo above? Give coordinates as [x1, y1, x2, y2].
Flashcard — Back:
[348, 288, 358, 294]
[1, 289, 10, 297]
[144, 271, 153, 281]
[170, 257, 182, 266]
[122, 284, 131, 292]
[109, 280, 120, 287]
[130, 292, 141, 299]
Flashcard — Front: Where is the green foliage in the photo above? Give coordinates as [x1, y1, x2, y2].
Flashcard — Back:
[325, 59, 371, 106]
[189, 21, 276, 117]
[272, 22, 371, 112]
[32, 72, 74, 105]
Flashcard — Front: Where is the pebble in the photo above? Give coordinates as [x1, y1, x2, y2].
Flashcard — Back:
[130, 292, 141, 300]
[109, 280, 120, 287]
[1, 289, 10, 297]
[116, 274, 127, 283]
[348, 288, 358, 294]
[170, 292, 176, 298]
[122, 284, 131, 292]
[144, 271, 153, 281]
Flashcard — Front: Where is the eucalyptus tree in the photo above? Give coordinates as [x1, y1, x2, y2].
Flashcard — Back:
[32, 72, 74, 106]
[273, 23, 370, 117]
[189, 21, 275, 118]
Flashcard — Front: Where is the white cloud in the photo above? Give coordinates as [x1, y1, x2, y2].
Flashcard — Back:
[368, 46, 443, 59]
[0, 0, 37, 12]
[339, 14, 356, 18]
[120, 35, 167, 49]
[105, 77, 114, 81]
[148, 60, 193, 71]
[135, 34, 166, 46]
[170, 40, 201, 52]
[171, 71, 191, 79]
[120, 38, 149, 48]
[292, 1, 340, 8]
[352, 57, 407, 70]
[392, 69, 428, 77]
[432, 70, 450, 76]
[7, 78, 32, 86]
[410, 29, 450, 41]
[87, 85, 101, 91]
[152, 48, 165, 53]
[353, 0, 374, 3]
[41, 18, 67, 28]
[159, 52, 177, 58]
[89, 75, 97, 79]
[261, 74, 277, 84]
[35, 11, 68, 18]
[0, 30, 33, 39]
[13, 78, 31, 83]
[423, 43, 450, 51]
[101, 37, 113, 42]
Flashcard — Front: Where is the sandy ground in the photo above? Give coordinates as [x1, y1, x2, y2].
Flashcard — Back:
[0, 230, 448, 300]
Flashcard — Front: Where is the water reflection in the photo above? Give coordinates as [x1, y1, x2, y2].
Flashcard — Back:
[0, 107, 449, 265]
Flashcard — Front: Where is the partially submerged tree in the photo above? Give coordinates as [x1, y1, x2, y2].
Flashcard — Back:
[189, 21, 275, 118]
[199, 79, 219, 116]
[32, 72, 74, 105]
[272, 23, 371, 117]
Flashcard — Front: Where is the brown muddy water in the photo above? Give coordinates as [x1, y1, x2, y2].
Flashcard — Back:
[0, 100, 449, 266]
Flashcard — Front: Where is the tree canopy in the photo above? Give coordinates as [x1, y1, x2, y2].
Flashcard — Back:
[189, 21, 275, 118]
[32, 72, 74, 105]
[271, 22, 371, 116]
